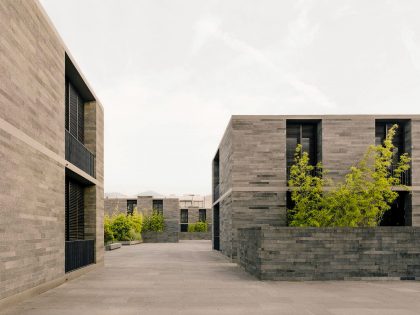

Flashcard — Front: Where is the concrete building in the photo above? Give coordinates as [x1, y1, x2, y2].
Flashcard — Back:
[212, 115, 420, 259]
[105, 195, 212, 239]
[0, 0, 104, 307]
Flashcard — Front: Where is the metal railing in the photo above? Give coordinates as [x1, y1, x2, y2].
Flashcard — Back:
[390, 165, 411, 186]
[65, 130, 95, 178]
[65, 240, 95, 273]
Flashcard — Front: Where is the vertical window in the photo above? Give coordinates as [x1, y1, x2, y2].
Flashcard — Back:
[180, 209, 188, 232]
[65, 79, 84, 143]
[375, 121, 405, 159]
[199, 209, 206, 222]
[127, 200, 137, 215]
[153, 199, 163, 215]
[286, 121, 319, 178]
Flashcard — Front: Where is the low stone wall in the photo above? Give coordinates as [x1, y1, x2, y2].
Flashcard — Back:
[179, 232, 212, 240]
[238, 226, 420, 280]
[142, 231, 178, 243]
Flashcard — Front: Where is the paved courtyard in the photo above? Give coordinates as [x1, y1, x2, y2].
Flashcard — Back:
[2, 240, 420, 315]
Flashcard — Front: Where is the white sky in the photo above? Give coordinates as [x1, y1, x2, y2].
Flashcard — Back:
[40, 0, 420, 196]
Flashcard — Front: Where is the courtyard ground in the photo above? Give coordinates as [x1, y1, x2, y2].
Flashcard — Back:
[2, 240, 420, 315]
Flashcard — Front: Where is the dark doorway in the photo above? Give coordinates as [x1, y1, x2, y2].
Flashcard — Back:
[213, 204, 220, 250]
[380, 192, 410, 226]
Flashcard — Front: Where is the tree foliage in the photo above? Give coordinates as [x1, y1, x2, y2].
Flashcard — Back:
[288, 124, 410, 227]
[142, 211, 165, 232]
[188, 222, 208, 232]
[104, 209, 143, 243]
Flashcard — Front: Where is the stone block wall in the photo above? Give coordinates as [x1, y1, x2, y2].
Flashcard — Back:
[0, 0, 104, 302]
[238, 226, 420, 280]
[179, 232, 212, 240]
[214, 115, 420, 260]
[104, 198, 128, 216]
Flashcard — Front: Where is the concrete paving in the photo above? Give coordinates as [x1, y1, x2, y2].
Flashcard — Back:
[2, 240, 420, 315]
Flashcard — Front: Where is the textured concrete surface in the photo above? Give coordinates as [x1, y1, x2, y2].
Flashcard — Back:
[2, 241, 420, 315]
[238, 226, 420, 280]
[0, 0, 104, 300]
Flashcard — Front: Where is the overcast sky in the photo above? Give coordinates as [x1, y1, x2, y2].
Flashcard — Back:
[40, 0, 420, 196]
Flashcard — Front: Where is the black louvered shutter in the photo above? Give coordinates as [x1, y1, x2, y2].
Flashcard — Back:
[67, 81, 84, 142]
[69, 83, 78, 137]
[65, 79, 69, 131]
[77, 94, 84, 143]
[65, 177, 69, 240]
[66, 179, 85, 241]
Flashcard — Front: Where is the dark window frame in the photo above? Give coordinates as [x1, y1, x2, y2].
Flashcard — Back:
[199, 209, 206, 222]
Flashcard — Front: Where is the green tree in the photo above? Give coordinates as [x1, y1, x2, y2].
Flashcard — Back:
[288, 124, 410, 227]
[287, 144, 331, 227]
[142, 211, 165, 232]
[104, 214, 114, 244]
[325, 124, 410, 226]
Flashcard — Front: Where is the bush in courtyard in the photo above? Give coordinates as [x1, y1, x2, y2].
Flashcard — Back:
[104, 210, 143, 242]
[142, 211, 165, 232]
[188, 222, 208, 232]
[104, 214, 114, 244]
[288, 124, 411, 227]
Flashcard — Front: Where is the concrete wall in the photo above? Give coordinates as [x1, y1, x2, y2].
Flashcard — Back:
[238, 226, 420, 280]
[104, 198, 128, 216]
[179, 232, 212, 240]
[214, 115, 420, 260]
[0, 0, 103, 303]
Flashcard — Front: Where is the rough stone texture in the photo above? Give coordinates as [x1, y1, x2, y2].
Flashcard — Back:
[322, 117, 375, 182]
[104, 198, 128, 216]
[137, 196, 153, 214]
[214, 115, 420, 260]
[238, 226, 420, 280]
[0, 0, 104, 302]
[179, 232, 212, 240]
[3, 241, 420, 315]
[142, 231, 178, 243]
[162, 198, 180, 242]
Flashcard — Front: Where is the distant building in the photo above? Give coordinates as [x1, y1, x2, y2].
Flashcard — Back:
[105, 194, 212, 240]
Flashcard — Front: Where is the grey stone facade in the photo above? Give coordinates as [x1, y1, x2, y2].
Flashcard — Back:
[105, 196, 213, 241]
[0, 0, 104, 304]
[238, 226, 420, 280]
[213, 115, 420, 259]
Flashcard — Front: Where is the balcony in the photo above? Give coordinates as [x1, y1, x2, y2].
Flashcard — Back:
[390, 165, 411, 186]
[65, 239, 95, 273]
[65, 130, 95, 178]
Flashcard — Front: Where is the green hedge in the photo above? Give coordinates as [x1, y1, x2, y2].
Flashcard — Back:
[188, 222, 208, 232]
[142, 211, 165, 232]
[104, 209, 143, 243]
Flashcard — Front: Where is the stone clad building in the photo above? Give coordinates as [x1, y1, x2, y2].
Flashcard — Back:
[0, 0, 104, 306]
[105, 195, 212, 240]
[212, 115, 420, 259]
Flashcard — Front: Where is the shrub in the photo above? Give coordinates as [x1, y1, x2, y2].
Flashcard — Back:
[104, 214, 114, 244]
[188, 222, 208, 232]
[104, 210, 143, 243]
[110, 213, 133, 241]
[142, 211, 164, 232]
[288, 124, 411, 227]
